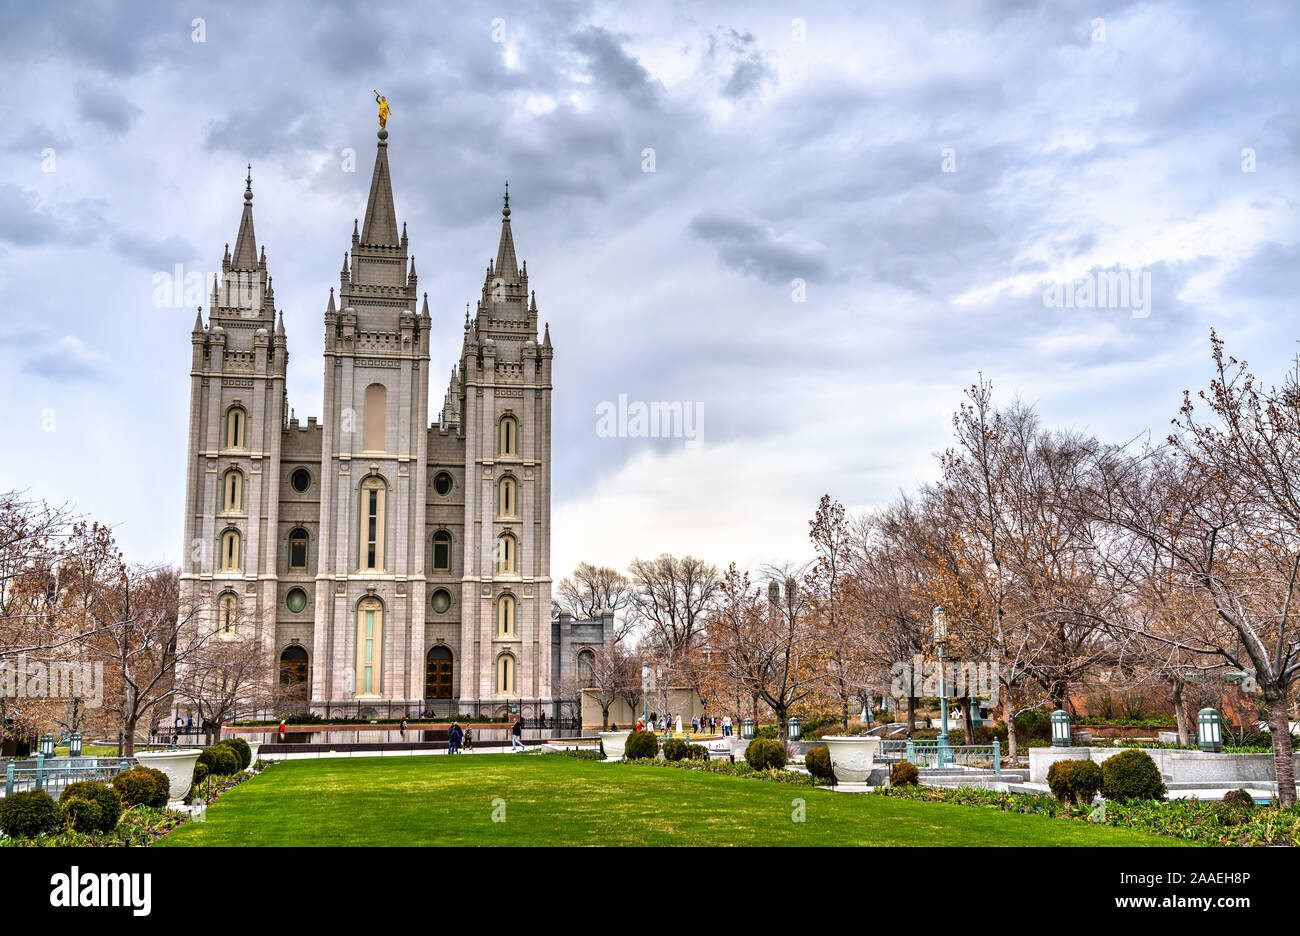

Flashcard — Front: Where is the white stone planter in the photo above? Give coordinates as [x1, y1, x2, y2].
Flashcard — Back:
[599, 730, 632, 761]
[134, 749, 203, 806]
[822, 736, 882, 783]
[245, 741, 261, 768]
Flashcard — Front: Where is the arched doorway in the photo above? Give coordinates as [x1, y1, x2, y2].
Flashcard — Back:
[425, 645, 453, 700]
[279, 646, 309, 708]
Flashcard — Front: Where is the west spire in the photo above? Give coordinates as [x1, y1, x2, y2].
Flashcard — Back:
[360, 129, 399, 246]
[231, 164, 259, 270]
[493, 181, 519, 284]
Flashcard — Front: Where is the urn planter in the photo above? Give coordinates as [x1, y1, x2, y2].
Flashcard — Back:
[599, 730, 632, 761]
[822, 736, 882, 783]
[134, 748, 203, 805]
[245, 741, 262, 768]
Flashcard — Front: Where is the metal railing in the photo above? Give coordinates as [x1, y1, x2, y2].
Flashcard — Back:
[4, 755, 136, 797]
[878, 739, 1001, 775]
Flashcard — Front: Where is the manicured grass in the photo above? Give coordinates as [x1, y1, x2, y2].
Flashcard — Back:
[158, 754, 1190, 847]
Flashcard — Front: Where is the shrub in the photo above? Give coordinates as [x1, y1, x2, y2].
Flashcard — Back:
[745, 738, 787, 771]
[192, 762, 210, 785]
[1072, 760, 1104, 803]
[804, 745, 835, 781]
[1101, 749, 1167, 801]
[61, 796, 103, 834]
[0, 790, 62, 838]
[1046, 759, 1074, 803]
[753, 724, 779, 740]
[218, 737, 252, 770]
[113, 766, 171, 809]
[198, 745, 240, 777]
[662, 739, 691, 761]
[623, 730, 659, 760]
[1014, 709, 1051, 742]
[1222, 789, 1255, 809]
[686, 743, 710, 761]
[890, 761, 919, 787]
[59, 782, 121, 833]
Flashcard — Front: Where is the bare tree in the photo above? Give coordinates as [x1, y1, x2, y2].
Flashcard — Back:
[177, 626, 274, 744]
[554, 562, 636, 641]
[627, 554, 720, 662]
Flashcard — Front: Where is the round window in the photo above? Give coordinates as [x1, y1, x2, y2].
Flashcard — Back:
[290, 468, 312, 493]
[286, 588, 308, 613]
[433, 471, 453, 496]
[431, 588, 452, 614]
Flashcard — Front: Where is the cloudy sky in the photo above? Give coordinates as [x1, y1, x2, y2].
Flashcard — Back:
[0, 0, 1297, 581]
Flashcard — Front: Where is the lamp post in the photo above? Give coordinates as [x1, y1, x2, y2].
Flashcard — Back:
[742, 717, 754, 740]
[39, 733, 55, 757]
[641, 663, 650, 728]
[1197, 708, 1223, 753]
[788, 716, 801, 741]
[69, 731, 83, 758]
[1051, 709, 1072, 747]
[933, 606, 950, 767]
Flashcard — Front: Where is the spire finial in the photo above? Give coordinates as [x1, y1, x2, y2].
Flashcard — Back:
[244, 164, 252, 203]
[465, 302, 470, 326]
[502, 181, 510, 219]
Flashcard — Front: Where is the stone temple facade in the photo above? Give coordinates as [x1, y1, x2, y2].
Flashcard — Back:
[178, 125, 591, 719]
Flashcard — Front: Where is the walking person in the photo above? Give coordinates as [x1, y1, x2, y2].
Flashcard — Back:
[278, 718, 285, 741]
[399, 717, 407, 740]
[675, 713, 683, 735]
[447, 722, 459, 755]
[462, 727, 473, 752]
[511, 715, 525, 752]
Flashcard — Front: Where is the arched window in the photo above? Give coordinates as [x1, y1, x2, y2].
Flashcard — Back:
[496, 653, 516, 695]
[222, 469, 243, 513]
[498, 415, 518, 457]
[498, 476, 517, 517]
[497, 593, 515, 637]
[359, 476, 387, 571]
[425, 645, 453, 699]
[218, 592, 238, 635]
[496, 533, 516, 575]
[279, 646, 309, 701]
[577, 649, 596, 688]
[225, 406, 247, 449]
[363, 383, 387, 452]
[288, 528, 309, 571]
[356, 596, 383, 696]
[219, 529, 241, 572]
[432, 531, 452, 572]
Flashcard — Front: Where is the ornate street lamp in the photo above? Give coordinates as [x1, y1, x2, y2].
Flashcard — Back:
[788, 716, 801, 741]
[742, 717, 754, 740]
[1197, 708, 1223, 753]
[933, 606, 950, 766]
[1051, 709, 1072, 747]
[39, 733, 56, 757]
[69, 732, 83, 758]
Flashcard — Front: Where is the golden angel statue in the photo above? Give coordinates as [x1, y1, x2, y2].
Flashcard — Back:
[373, 90, 392, 130]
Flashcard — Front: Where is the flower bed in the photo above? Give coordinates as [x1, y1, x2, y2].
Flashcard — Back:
[878, 784, 1300, 846]
[0, 804, 186, 848]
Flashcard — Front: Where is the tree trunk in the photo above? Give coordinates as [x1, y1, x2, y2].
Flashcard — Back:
[601, 706, 610, 731]
[907, 695, 917, 732]
[1004, 685, 1018, 760]
[776, 706, 788, 742]
[122, 718, 136, 757]
[963, 697, 975, 744]
[1172, 680, 1191, 747]
[1265, 691, 1296, 806]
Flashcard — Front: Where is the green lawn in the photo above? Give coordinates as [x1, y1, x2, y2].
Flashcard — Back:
[159, 754, 1190, 847]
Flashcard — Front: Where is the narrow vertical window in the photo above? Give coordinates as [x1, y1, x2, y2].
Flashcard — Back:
[496, 533, 516, 574]
[359, 477, 386, 571]
[497, 594, 516, 637]
[289, 528, 309, 571]
[498, 476, 516, 517]
[218, 593, 238, 634]
[497, 653, 515, 695]
[432, 531, 452, 572]
[223, 470, 243, 513]
[226, 407, 247, 449]
[356, 597, 383, 696]
[220, 529, 241, 572]
[498, 415, 518, 456]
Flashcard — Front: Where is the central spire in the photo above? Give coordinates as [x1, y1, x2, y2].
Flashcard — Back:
[231, 164, 259, 270]
[494, 181, 519, 284]
[360, 129, 400, 246]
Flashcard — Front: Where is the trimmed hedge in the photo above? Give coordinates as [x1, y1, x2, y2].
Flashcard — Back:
[59, 782, 121, 833]
[744, 738, 787, 771]
[662, 739, 691, 761]
[890, 761, 920, 787]
[1047, 759, 1104, 804]
[1101, 749, 1167, 801]
[113, 766, 171, 808]
[804, 745, 835, 781]
[218, 737, 252, 770]
[61, 796, 103, 834]
[623, 730, 659, 760]
[0, 790, 62, 838]
[198, 745, 240, 777]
